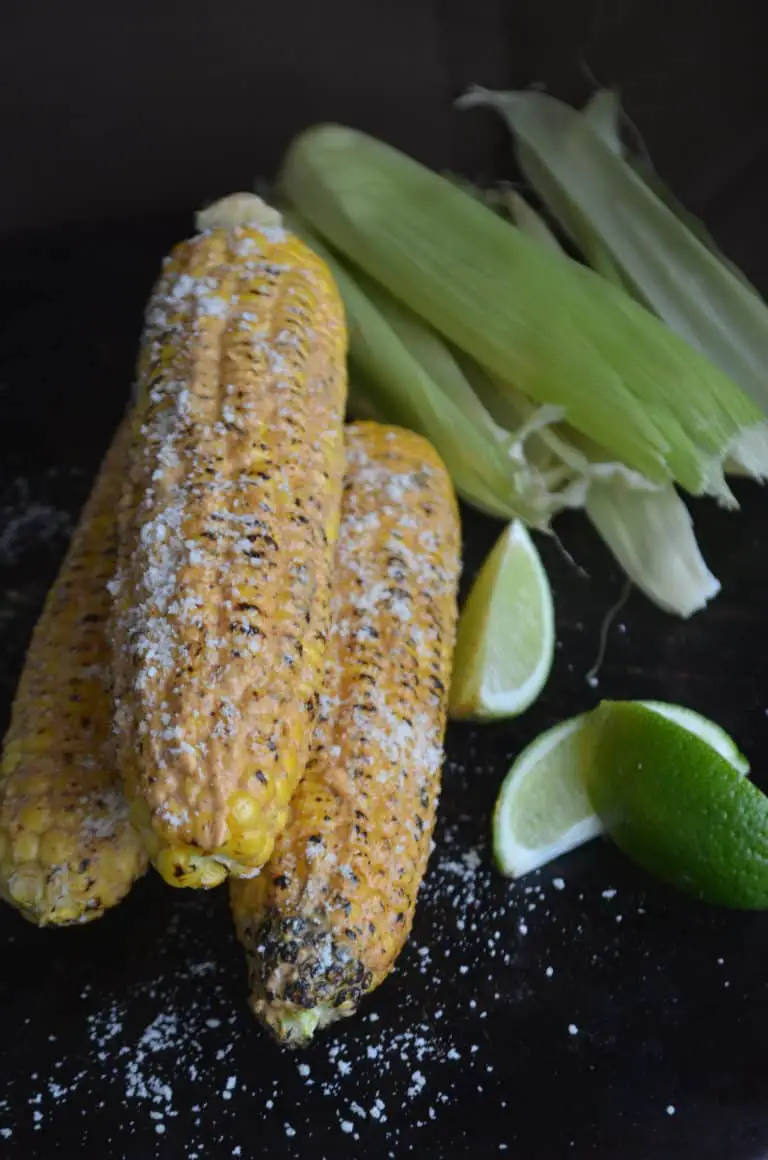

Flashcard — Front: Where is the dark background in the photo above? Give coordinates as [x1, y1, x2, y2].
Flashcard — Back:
[2, 0, 766, 267]
[1, 1, 768, 1157]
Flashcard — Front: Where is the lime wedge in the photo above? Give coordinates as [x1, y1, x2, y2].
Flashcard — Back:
[493, 715, 602, 878]
[450, 521, 554, 720]
[583, 701, 766, 908]
[492, 700, 749, 882]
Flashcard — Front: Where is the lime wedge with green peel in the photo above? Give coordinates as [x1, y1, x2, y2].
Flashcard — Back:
[583, 701, 765, 908]
[493, 715, 602, 878]
[492, 700, 748, 881]
[449, 521, 554, 720]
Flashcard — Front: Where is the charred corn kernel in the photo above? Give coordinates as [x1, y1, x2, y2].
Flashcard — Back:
[231, 421, 461, 1045]
[0, 420, 148, 926]
[112, 194, 348, 888]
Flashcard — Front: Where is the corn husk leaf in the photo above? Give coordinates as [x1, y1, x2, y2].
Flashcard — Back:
[460, 85, 768, 420]
[360, 274, 597, 513]
[582, 90, 759, 296]
[355, 270, 512, 440]
[283, 209, 570, 524]
[281, 122, 768, 502]
[585, 480, 720, 617]
[500, 189, 721, 617]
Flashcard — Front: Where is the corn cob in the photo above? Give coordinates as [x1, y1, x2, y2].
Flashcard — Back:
[0, 418, 148, 925]
[112, 194, 347, 889]
[230, 421, 461, 1044]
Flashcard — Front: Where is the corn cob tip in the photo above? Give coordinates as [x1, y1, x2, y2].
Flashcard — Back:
[231, 421, 459, 1040]
[241, 912, 367, 1047]
[195, 193, 283, 234]
[253, 1003, 326, 1049]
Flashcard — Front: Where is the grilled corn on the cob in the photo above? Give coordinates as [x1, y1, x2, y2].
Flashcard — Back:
[112, 194, 347, 888]
[0, 418, 148, 925]
[231, 421, 461, 1044]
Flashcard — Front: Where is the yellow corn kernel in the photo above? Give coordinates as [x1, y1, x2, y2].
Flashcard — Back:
[8, 869, 45, 907]
[154, 845, 229, 890]
[199, 860, 229, 889]
[229, 792, 259, 829]
[13, 832, 40, 864]
[36, 831, 75, 867]
[17, 803, 50, 837]
[226, 832, 273, 864]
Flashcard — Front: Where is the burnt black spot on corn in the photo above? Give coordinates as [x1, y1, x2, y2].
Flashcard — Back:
[230, 421, 460, 1045]
[0, 419, 148, 925]
[111, 194, 347, 889]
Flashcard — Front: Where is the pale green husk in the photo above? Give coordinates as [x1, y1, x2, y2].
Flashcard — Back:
[582, 90, 760, 296]
[281, 122, 768, 502]
[283, 211, 523, 520]
[460, 85, 768, 421]
[585, 480, 720, 617]
[501, 189, 721, 617]
[285, 209, 587, 525]
[359, 275, 593, 517]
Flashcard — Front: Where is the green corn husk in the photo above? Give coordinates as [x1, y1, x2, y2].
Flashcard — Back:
[500, 190, 721, 617]
[460, 193, 656, 489]
[283, 209, 577, 524]
[585, 90, 768, 465]
[582, 90, 759, 296]
[501, 190, 562, 250]
[357, 269, 512, 437]
[585, 478, 720, 617]
[362, 278, 592, 513]
[280, 123, 768, 503]
[359, 271, 598, 502]
[460, 85, 768, 419]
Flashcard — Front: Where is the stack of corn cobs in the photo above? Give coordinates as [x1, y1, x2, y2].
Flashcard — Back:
[0, 192, 460, 1047]
[3, 96, 768, 1046]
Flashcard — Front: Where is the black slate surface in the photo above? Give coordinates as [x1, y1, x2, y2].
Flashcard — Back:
[1, 212, 768, 1160]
